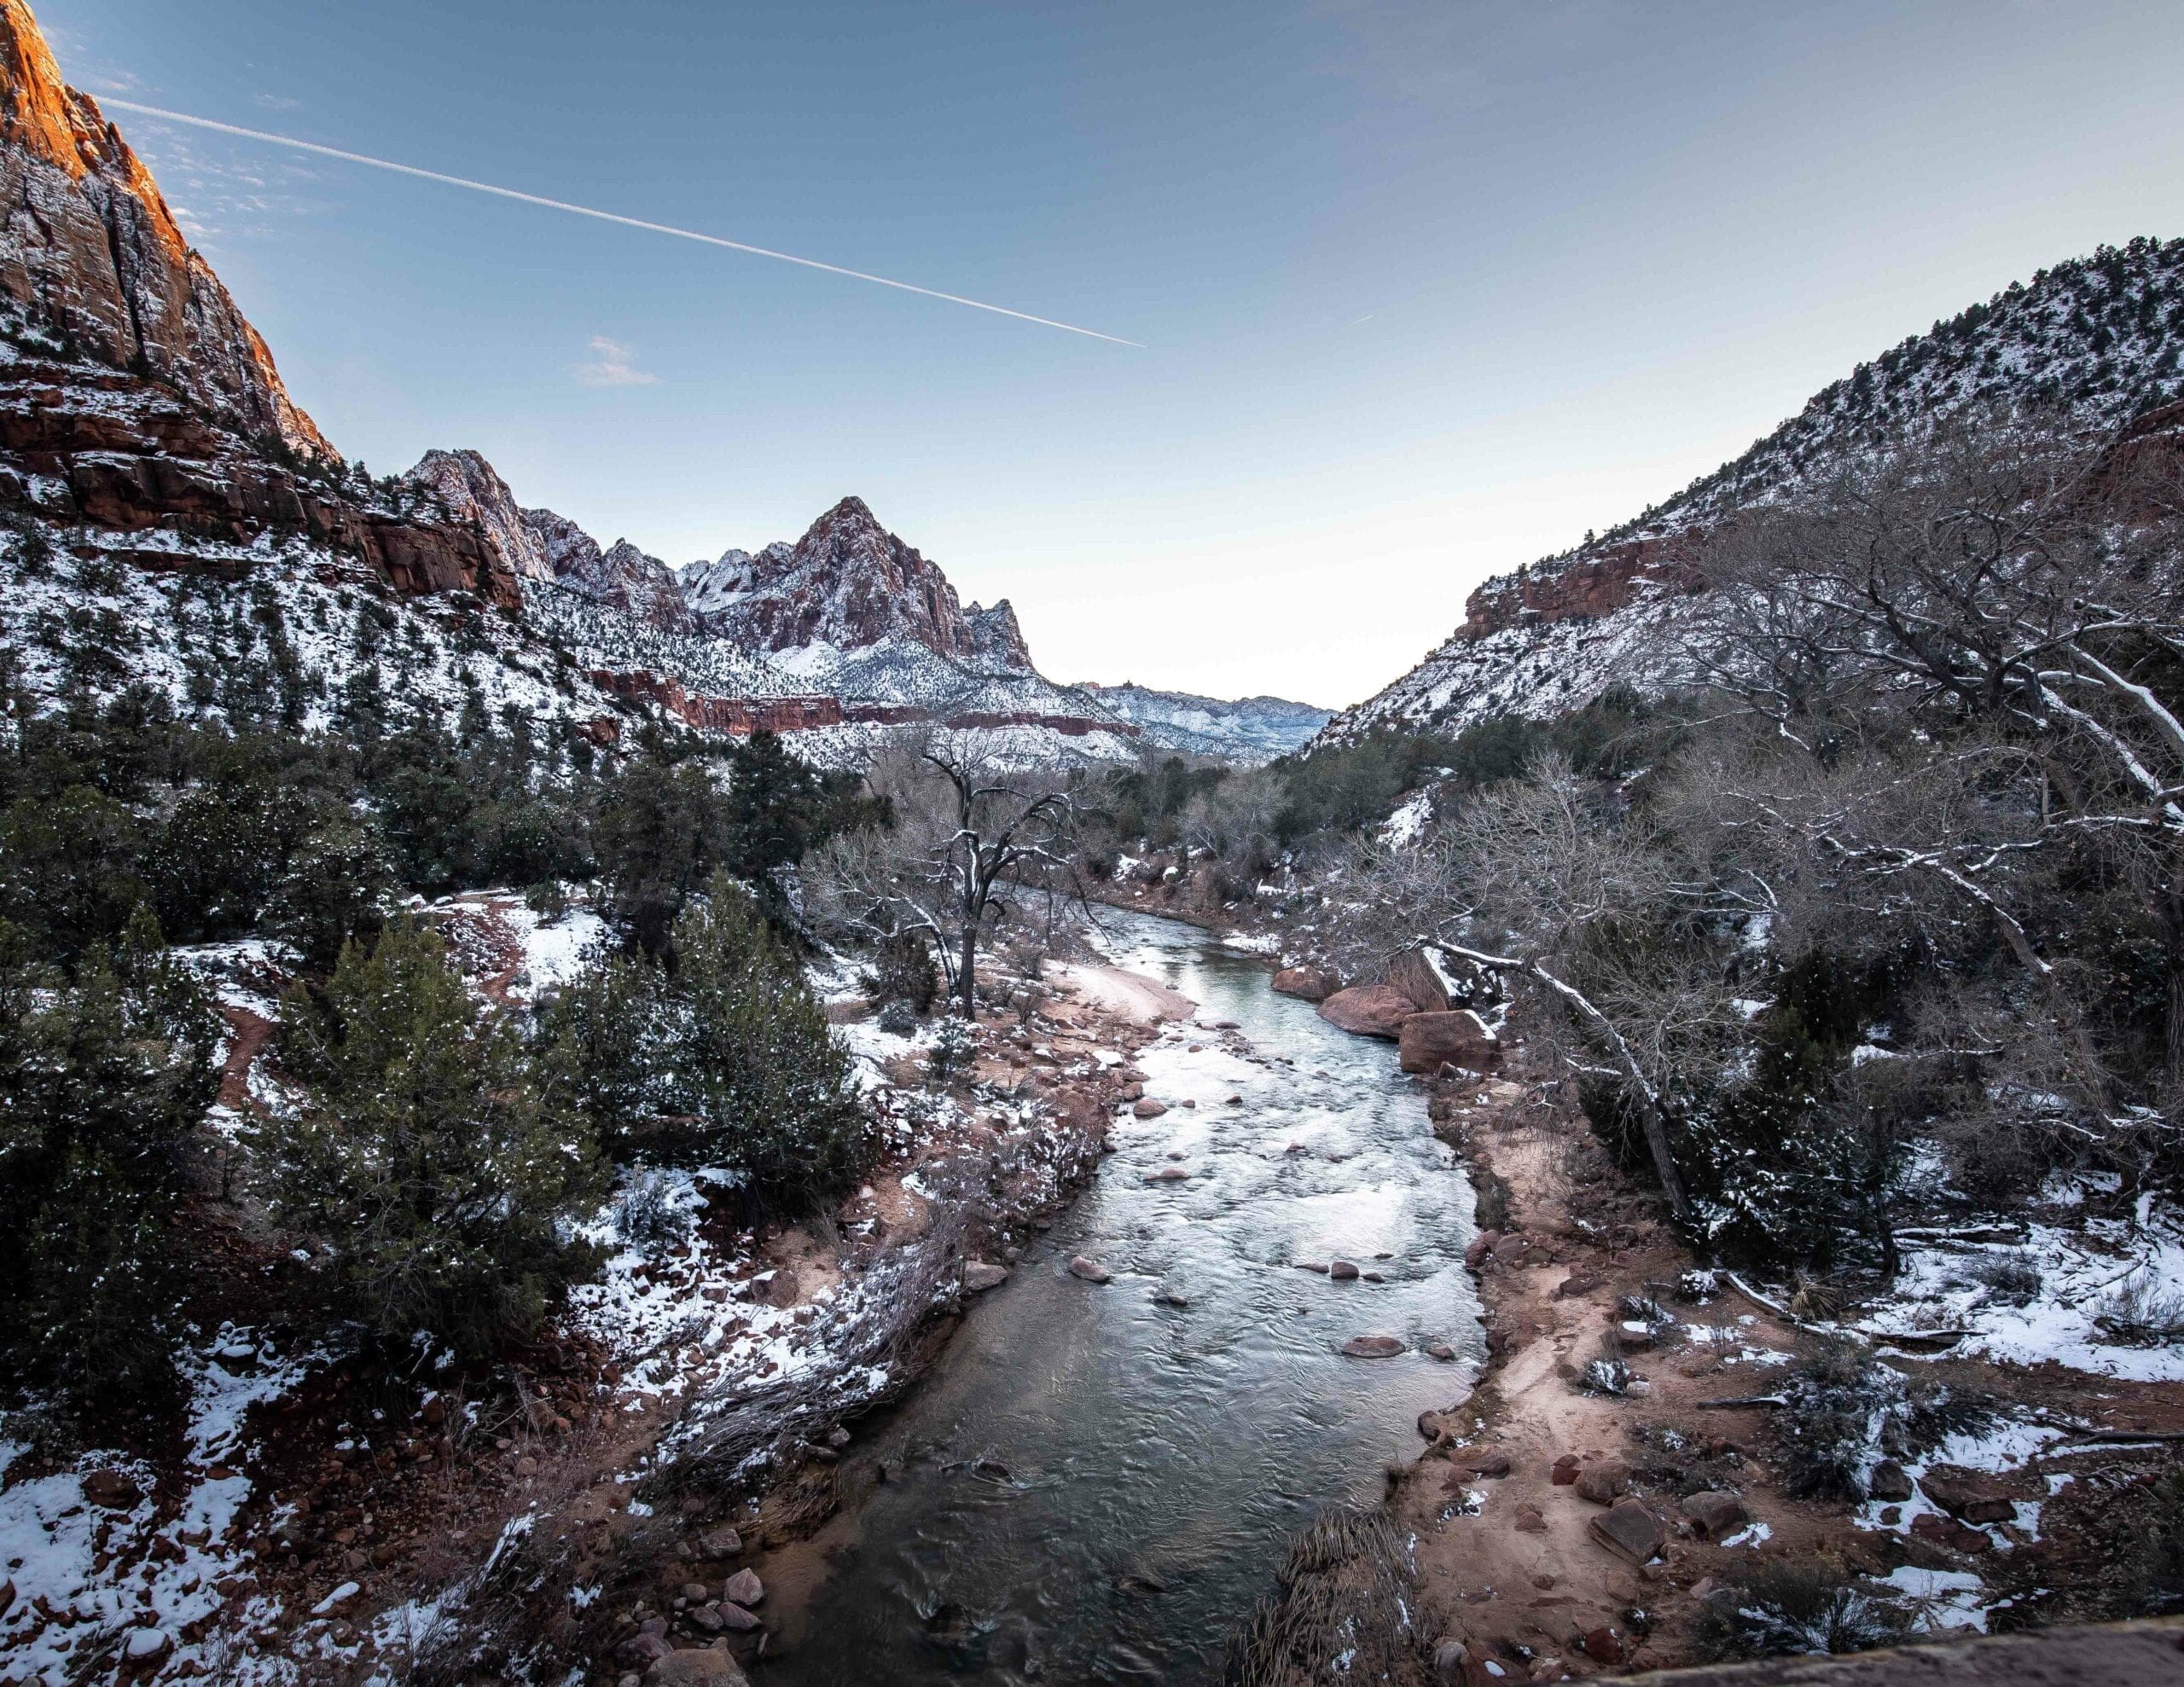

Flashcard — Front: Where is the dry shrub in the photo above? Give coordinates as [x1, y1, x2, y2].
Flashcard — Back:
[1224, 1506, 1417, 1687]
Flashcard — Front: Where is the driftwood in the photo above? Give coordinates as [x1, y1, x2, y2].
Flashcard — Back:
[1694, 1394, 1787, 1409]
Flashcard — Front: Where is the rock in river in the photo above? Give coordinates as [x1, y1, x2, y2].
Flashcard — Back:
[1271, 965, 1338, 1002]
[1316, 985, 1418, 1040]
[647, 1653, 751, 1686]
[1068, 1256, 1113, 1284]
[1340, 1334, 1407, 1358]
[1133, 1098, 1169, 1118]
[962, 1261, 1010, 1293]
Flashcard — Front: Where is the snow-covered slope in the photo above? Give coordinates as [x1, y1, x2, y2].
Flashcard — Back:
[1318, 237, 2184, 746]
[1074, 682, 1332, 763]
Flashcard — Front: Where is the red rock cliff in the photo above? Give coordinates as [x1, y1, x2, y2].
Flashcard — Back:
[0, 0, 333, 461]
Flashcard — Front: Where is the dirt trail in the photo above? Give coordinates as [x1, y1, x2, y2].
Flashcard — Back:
[1396, 1077, 1825, 1678]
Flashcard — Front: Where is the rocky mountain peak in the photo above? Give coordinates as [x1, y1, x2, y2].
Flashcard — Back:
[0, 0, 335, 462]
[405, 449, 555, 583]
[964, 598, 1033, 671]
[685, 495, 1016, 668]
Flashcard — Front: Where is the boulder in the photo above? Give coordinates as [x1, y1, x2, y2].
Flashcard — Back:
[1272, 966, 1339, 1002]
[124, 1629, 173, 1665]
[1910, 1512, 1993, 1555]
[1316, 986, 1418, 1040]
[1398, 1010, 1500, 1075]
[1583, 1626, 1625, 1666]
[717, 1603, 763, 1632]
[1551, 1454, 1581, 1486]
[1433, 1637, 1470, 1683]
[691, 1527, 743, 1561]
[1588, 1499, 1664, 1565]
[1340, 1335, 1407, 1358]
[1867, 1460, 1914, 1503]
[723, 1568, 764, 1607]
[648, 1653, 751, 1686]
[1463, 1230, 1502, 1268]
[1456, 1448, 1513, 1478]
[1573, 1459, 1630, 1504]
[1385, 948, 1454, 1013]
[82, 1469, 142, 1510]
[962, 1262, 1009, 1293]
[621, 1633, 675, 1667]
[1328, 1260, 1362, 1281]
[1681, 1490, 1748, 1539]
[1132, 1098, 1169, 1119]
[1068, 1256, 1112, 1284]
[1554, 1274, 1600, 1299]
[1918, 1466, 2017, 1525]
[1513, 1504, 1548, 1533]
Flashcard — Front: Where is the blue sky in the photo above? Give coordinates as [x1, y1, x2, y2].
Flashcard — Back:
[43, 0, 2184, 706]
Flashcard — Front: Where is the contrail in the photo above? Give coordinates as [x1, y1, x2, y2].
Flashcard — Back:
[105, 99, 1142, 348]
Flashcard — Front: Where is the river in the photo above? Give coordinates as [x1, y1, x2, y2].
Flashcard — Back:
[764, 910, 1483, 1684]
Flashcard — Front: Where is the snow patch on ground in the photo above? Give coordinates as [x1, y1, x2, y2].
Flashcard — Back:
[1856, 1208, 2184, 1381]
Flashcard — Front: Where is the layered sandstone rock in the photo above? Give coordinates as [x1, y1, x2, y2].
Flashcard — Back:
[964, 598, 1033, 670]
[0, 4, 520, 606]
[0, 0, 331, 461]
[406, 449, 557, 583]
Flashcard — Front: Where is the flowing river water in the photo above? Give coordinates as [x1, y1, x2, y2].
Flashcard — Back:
[764, 910, 1483, 1684]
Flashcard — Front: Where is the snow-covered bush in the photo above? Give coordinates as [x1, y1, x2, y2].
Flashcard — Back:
[1693, 1562, 1908, 1661]
[1774, 1342, 1991, 1500]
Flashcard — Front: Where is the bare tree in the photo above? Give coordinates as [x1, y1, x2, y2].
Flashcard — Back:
[807, 734, 1083, 1019]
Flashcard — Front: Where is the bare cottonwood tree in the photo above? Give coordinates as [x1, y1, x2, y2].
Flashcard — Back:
[1340, 758, 1741, 1219]
[1697, 411, 2184, 1080]
[807, 733, 1083, 1019]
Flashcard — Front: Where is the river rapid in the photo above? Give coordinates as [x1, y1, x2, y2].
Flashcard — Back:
[764, 910, 1483, 1684]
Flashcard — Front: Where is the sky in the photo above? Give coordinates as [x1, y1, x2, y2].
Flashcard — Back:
[39, 0, 2184, 708]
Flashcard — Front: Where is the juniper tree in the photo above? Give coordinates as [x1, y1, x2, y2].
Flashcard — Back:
[256, 919, 603, 1359]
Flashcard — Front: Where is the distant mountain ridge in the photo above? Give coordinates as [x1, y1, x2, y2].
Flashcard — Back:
[1316, 236, 2184, 747]
[1076, 682, 1332, 762]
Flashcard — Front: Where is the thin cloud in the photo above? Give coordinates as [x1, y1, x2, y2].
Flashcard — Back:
[573, 337, 659, 388]
[103, 100, 1143, 347]
[254, 93, 302, 112]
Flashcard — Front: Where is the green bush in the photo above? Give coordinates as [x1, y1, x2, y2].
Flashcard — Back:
[266, 816, 396, 973]
[868, 929, 940, 1014]
[0, 910, 220, 1412]
[255, 919, 604, 1359]
[0, 785, 149, 961]
[549, 876, 869, 1212]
